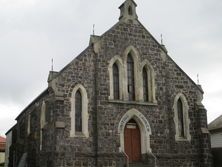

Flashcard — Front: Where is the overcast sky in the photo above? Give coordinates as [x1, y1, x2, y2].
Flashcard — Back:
[0, 0, 222, 136]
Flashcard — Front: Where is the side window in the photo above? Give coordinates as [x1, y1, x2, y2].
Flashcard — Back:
[173, 93, 191, 141]
[75, 90, 82, 132]
[113, 62, 120, 100]
[70, 84, 89, 137]
[177, 98, 185, 137]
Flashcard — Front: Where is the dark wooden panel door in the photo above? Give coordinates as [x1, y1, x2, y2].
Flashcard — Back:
[124, 119, 141, 163]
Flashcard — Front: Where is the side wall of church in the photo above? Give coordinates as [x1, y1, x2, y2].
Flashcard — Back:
[50, 47, 97, 167]
[9, 90, 59, 167]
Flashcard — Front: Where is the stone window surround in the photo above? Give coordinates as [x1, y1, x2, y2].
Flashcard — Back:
[140, 60, 156, 103]
[173, 93, 191, 141]
[108, 55, 124, 100]
[40, 101, 46, 129]
[108, 45, 156, 104]
[70, 84, 89, 138]
[118, 108, 152, 154]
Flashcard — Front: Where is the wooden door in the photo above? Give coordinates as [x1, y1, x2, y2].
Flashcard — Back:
[124, 119, 141, 163]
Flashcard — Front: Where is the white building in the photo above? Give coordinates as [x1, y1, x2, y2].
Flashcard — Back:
[209, 115, 222, 167]
[0, 136, 6, 167]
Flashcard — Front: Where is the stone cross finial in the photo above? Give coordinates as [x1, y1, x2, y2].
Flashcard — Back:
[119, 0, 138, 22]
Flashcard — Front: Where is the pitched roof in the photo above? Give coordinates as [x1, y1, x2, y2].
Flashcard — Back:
[208, 115, 222, 131]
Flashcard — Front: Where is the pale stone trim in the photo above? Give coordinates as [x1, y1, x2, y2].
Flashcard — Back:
[40, 101, 46, 128]
[108, 55, 124, 100]
[118, 108, 152, 154]
[40, 101, 46, 151]
[140, 60, 157, 103]
[173, 93, 191, 141]
[70, 84, 89, 138]
[108, 100, 157, 106]
[123, 46, 140, 101]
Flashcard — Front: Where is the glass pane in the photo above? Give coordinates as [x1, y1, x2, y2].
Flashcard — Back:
[127, 53, 135, 101]
[177, 98, 185, 137]
[113, 63, 120, 99]
[143, 68, 148, 102]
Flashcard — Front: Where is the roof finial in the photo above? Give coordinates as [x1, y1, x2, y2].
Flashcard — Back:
[197, 74, 200, 84]
[161, 34, 163, 45]
[51, 58, 54, 71]
[93, 24, 95, 35]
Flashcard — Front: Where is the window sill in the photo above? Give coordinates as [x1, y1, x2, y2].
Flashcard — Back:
[108, 100, 157, 106]
[70, 132, 88, 138]
[175, 137, 191, 142]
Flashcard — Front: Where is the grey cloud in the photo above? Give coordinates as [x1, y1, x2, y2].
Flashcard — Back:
[0, 0, 222, 135]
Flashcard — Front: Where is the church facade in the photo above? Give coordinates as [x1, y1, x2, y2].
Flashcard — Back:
[6, 0, 213, 167]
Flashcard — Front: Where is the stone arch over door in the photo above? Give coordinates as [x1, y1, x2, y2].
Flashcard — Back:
[118, 109, 152, 154]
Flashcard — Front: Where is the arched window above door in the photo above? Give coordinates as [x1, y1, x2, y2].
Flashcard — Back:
[141, 60, 156, 103]
[127, 52, 135, 101]
[108, 56, 123, 100]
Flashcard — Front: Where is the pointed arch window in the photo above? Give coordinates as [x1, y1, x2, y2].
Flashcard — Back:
[70, 84, 89, 137]
[128, 6, 133, 15]
[142, 67, 149, 102]
[127, 53, 135, 101]
[108, 56, 123, 101]
[141, 60, 156, 103]
[75, 90, 82, 132]
[177, 98, 185, 137]
[173, 93, 191, 141]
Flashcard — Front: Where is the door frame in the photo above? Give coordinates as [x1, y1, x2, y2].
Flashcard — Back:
[118, 109, 152, 154]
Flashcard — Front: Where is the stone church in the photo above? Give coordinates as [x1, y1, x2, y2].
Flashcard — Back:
[5, 0, 213, 167]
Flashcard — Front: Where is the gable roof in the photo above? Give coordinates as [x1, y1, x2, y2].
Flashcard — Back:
[209, 115, 222, 131]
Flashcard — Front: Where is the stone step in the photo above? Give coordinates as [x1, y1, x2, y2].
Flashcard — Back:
[129, 162, 148, 167]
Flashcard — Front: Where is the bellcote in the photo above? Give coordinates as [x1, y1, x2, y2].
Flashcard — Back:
[119, 0, 138, 22]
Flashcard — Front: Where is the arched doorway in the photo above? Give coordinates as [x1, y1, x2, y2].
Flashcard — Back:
[124, 119, 141, 162]
[118, 109, 152, 157]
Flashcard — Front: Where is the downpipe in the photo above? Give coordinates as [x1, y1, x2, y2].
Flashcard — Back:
[148, 151, 157, 167]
